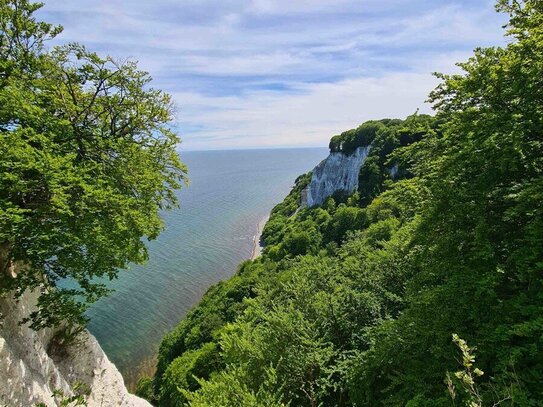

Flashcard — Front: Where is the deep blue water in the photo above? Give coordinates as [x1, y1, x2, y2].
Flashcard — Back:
[85, 148, 327, 379]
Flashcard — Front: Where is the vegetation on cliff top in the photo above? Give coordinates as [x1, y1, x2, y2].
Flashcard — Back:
[145, 1, 543, 405]
[0, 0, 186, 331]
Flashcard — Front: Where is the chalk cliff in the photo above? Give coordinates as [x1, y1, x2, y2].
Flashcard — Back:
[305, 145, 371, 207]
[0, 290, 150, 407]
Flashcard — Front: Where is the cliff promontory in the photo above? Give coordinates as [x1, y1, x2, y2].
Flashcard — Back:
[305, 145, 371, 207]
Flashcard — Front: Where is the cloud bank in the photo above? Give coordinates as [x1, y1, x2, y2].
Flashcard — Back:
[39, 0, 506, 150]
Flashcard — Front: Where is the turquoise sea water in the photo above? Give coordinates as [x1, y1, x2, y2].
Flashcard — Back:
[86, 147, 328, 379]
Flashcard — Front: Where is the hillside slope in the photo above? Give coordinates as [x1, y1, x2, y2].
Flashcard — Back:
[142, 115, 440, 406]
[142, 2, 543, 406]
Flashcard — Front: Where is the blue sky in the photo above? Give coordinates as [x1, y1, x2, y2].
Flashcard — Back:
[39, 0, 506, 150]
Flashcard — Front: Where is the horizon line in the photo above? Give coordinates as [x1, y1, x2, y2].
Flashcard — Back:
[178, 145, 330, 153]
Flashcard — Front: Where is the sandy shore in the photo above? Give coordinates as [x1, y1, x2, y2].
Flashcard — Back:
[251, 215, 269, 260]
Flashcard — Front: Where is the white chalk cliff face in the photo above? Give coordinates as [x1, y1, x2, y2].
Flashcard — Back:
[0, 289, 150, 407]
[305, 146, 371, 207]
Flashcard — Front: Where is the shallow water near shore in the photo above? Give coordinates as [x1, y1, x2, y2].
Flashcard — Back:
[85, 147, 327, 384]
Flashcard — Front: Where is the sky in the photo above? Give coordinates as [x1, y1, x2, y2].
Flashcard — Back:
[38, 0, 507, 151]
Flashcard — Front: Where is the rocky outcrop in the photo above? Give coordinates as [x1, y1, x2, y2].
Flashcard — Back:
[305, 145, 371, 207]
[0, 290, 151, 407]
[387, 163, 399, 179]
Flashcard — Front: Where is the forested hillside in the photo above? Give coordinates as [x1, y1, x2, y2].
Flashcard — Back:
[142, 1, 542, 406]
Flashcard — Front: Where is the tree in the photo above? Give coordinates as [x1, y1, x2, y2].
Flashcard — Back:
[352, 1, 543, 404]
[325, 205, 368, 244]
[0, 0, 187, 331]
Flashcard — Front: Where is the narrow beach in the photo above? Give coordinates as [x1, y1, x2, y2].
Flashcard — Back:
[251, 215, 269, 260]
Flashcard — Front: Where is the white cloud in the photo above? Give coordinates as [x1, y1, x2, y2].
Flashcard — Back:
[174, 71, 439, 150]
[38, 0, 507, 150]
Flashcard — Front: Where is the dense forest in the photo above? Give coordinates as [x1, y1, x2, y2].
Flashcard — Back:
[140, 1, 543, 406]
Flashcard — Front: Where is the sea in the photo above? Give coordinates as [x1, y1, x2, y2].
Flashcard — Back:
[85, 147, 328, 384]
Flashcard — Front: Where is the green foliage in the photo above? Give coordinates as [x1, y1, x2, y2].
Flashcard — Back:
[159, 343, 223, 407]
[184, 366, 287, 407]
[135, 377, 156, 403]
[446, 334, 486, 407]
[149, 1, 543, 406]
[0, 1, 186, 330]
[324, 205, 368, 244]
[329, 120, 389, 154]
[150, 177, 422, 405]
[357, 113, 438, 204]
[348, 2, 543, 405]
[35, 381, 90, 407]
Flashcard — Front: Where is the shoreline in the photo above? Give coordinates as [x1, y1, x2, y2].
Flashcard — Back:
[124, 214, 270, 390]
[251, 215, 269, 260]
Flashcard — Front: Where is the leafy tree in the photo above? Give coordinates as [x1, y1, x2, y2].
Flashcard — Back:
[281, 227, 321, 256]
[185, 366, 287, 407]
[325, 205, 367, 244]
[159, 343, 223, 407]
[135, 377, 156, 403]
[0, 0, 187, 330]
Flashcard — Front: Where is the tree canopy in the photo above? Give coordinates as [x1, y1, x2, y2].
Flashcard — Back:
[0, 0, 187, 330]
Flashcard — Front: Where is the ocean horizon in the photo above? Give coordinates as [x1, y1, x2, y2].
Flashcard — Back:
[86, 147, 328, 384]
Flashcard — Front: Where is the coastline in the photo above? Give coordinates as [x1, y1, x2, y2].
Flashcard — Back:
[124, 215, 270, 390]
[251, 215, 269, 260]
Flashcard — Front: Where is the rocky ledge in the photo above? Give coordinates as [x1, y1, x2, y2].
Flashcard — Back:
[0, 290, 150, 407]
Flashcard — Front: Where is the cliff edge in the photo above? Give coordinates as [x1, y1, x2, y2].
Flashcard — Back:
[305, 145, 371, 207]
[0, 290, 150, 407]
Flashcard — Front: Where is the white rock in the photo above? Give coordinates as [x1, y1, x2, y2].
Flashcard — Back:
[306, 146, 371, 207]
[0, 290, 151, 407]
[387, 163, 399, 179]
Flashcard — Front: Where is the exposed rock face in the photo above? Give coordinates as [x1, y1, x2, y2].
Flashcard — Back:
[387, 163, 399, 179]
[0, 290, 151, 407]
[306, 146, 371, 207]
